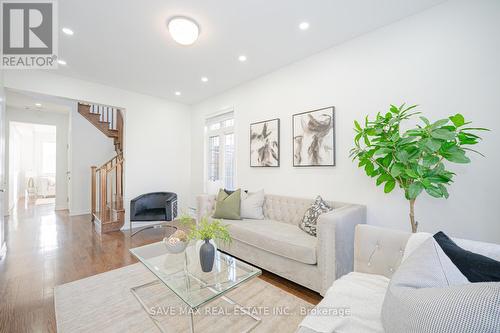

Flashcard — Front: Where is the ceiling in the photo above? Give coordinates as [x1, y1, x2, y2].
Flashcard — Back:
[56, 0, 446, 104]
[6, 90, 71, 114]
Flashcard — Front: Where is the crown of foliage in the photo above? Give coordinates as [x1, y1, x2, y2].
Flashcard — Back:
[350, 104, 488, 201]
[180, 214, 232, 244]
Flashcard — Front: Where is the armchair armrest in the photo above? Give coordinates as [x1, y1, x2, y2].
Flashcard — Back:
[354, 224, 410, 278]
[317, 204, 366, 295]
[196, 194, 216, 221]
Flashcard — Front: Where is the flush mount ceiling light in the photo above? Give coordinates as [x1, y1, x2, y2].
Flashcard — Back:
[62, 27, 74, 35]
[35, 103, 42, 107]
[175, 91, 181, 96]
[201, 76, 208, 83]
[168, 17, 199, 46]
[238, 55, 247, 62]
[299, 22, 310, 30]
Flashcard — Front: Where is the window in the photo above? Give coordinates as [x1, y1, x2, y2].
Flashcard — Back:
[205, 111, 236, 189]
[224, 133, 235, 189]
[207, 136, 220, 182]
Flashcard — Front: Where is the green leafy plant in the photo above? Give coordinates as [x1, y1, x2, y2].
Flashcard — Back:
[350, 104, 488, 233]
[182, 215, 232, 244]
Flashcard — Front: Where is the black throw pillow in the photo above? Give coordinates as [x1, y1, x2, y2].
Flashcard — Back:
[433, 231, 500, 282]
[223, 188, 248, 195]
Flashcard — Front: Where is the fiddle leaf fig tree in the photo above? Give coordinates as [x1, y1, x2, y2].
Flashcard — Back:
[350, 104, 488, 233]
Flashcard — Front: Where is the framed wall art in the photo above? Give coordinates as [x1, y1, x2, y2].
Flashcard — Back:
[250, 118, 280, 167]
[293, 106, 335, 167]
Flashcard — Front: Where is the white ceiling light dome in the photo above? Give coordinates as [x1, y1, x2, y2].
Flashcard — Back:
[168, 16, 200, 46]
[62, 27, 74, 35]
[299, 22, 310, 30]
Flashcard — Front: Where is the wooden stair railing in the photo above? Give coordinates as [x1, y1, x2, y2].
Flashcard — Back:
[78, 101, 125, 233]
[78, 102, 123, 153]
[91, 153, 124, 233]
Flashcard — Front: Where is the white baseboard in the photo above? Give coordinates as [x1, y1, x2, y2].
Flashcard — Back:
[69, 209, 91, 216]
[55, 205, 68, 211]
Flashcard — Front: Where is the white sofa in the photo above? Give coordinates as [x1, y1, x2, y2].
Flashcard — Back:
[297, 225, 500, 333]
[197, 194, 366, 295]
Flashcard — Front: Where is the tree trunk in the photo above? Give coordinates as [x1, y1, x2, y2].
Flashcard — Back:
[409, 199, 418, 233]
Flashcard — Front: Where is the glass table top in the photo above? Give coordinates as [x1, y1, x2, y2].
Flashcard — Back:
[130, 241, 261, 309]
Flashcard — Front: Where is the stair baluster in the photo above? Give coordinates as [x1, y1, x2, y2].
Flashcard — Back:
[78, 102, 124, 234]
[91, 153, 124, 233]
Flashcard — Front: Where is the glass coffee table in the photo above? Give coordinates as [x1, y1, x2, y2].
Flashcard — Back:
[130, 241, 262, 333]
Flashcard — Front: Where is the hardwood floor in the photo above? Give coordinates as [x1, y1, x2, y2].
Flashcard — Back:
[0, 202, 321, 333]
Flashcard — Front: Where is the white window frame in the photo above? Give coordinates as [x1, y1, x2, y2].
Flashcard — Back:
[204, 110, 236, 190]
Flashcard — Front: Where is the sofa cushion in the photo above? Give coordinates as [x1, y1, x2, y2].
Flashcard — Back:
[382, 237, 500, 333]
[433, 231, 500, 282]
[240, 190, 265, 219]
[298, 272, 389, 333]
[223, 219, 317, 264]
[213, 188, 241, 220]
[299, 195, 333, 236]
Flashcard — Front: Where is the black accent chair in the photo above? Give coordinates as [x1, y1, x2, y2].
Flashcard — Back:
[129, 192, 177, 236]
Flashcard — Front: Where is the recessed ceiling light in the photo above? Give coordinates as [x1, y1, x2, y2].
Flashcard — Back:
[35, 103, 42, 107]
[299, 22, 310, 30]
[175, 91, 181, 96]
[57, 59, 67, 65]
[238, 55, 247, 62]
[62, 27, 74, 35]
[201, 76, 208, 83]
[168, 17, 199, 46]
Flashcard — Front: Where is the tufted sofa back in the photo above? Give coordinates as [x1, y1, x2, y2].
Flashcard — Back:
[263, 194, 341, 225]
[196, 193, 354, 225]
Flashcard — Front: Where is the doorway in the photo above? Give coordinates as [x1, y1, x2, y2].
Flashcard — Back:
[8, 122, 57, 210]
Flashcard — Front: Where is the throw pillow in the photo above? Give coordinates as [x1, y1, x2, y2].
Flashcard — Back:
[223, 188, 248, 195]
[434, 231, 500, 282]
[299, 195, 333, 237]
[382, 237, 500, 333]
[212, 188, 241, 220]
[240, 190, 265, 219]
[402, 232, 432, 262]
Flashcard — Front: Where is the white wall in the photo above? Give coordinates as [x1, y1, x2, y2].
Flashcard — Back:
[4, 71, 192, 228]
[191, 0, 500, 243]
[5, 107, 69, 210]
[7, 124, 21, 210]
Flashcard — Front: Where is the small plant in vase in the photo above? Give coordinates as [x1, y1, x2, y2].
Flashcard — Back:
[350, 104, 488, 233]
[183, 216, 232, 272]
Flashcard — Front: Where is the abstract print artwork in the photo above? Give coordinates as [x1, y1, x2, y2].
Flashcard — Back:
[293, 107, 335, 166]
[250, 118, 280, 167]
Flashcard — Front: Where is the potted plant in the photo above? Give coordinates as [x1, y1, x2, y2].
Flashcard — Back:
[350, 104, 488, 232]
[182, 215, 232, 272]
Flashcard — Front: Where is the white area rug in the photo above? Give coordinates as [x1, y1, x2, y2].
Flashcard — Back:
[55, 263, 313, 333]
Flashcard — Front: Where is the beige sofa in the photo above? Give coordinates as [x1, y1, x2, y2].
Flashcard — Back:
[196, 194, 366, 295]
[297, 225, 500, 333]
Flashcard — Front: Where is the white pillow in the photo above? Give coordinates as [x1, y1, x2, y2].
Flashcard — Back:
[240, 190, 265, 219]
[382, 237, 500, 333]
[403, 232, 500, 262]
[402, 232, 431, 262]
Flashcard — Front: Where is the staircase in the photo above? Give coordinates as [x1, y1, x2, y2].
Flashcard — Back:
[78, 103, 125, 234]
